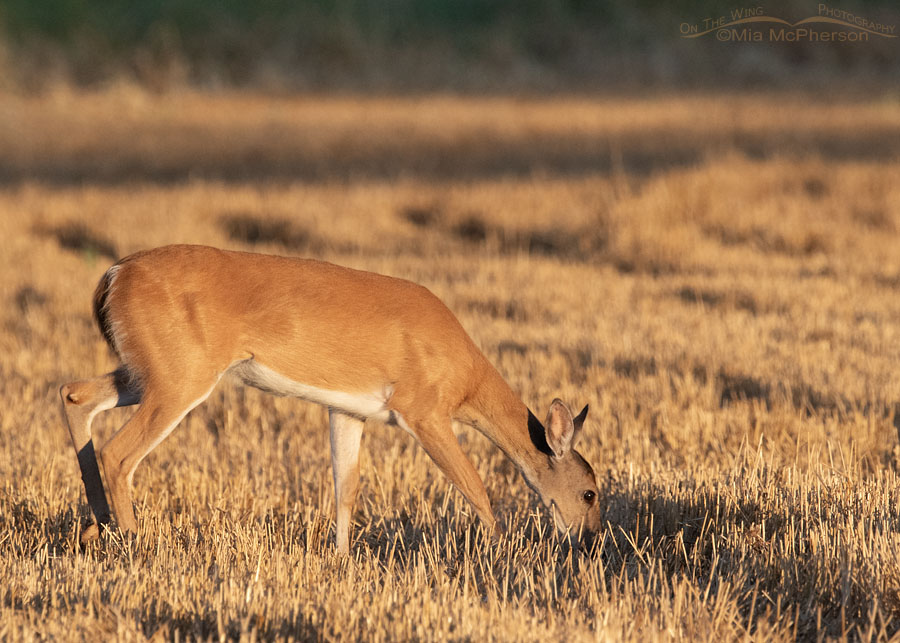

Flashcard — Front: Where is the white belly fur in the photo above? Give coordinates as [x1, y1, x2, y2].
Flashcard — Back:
[229, 359, 394, 422]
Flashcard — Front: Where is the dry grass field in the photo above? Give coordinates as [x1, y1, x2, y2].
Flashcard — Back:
[2, 87, 900, 641]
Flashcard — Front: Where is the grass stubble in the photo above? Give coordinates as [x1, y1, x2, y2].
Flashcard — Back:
[1, 87, 900, 641]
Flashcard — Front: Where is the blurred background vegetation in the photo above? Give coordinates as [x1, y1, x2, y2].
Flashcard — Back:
[0, 0, 897, 92]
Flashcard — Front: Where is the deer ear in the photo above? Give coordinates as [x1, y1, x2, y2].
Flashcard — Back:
[572, 404, 588, 448]
[545, 399, 575, 459]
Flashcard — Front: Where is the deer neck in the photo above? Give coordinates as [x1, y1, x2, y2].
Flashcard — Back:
[459, 361, 548, 482]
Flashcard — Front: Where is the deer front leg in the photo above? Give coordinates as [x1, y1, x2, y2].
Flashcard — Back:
[402, 414, 497, 534]
[329, 410, 365, 555]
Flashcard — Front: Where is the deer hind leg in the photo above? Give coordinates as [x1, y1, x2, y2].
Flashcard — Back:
[329, 409, 365, 554]
[60, 367, 141, 542]
[99, 376, 219, 536]
[397, 413, 497, 533]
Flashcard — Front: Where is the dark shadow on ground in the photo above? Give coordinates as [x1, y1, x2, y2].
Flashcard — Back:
[2, 127, 898, 187]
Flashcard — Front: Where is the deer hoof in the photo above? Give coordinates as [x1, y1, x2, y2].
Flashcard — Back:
[80, 523, 101, 545]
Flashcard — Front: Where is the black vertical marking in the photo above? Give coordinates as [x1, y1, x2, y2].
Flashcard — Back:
[527, 409, 554, 457]
[77, 440, 111, 524]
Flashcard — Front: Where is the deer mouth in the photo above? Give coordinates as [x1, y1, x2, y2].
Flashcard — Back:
[550, 503, 597, 549]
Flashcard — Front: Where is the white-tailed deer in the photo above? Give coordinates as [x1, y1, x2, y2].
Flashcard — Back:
[60, 245, 600, 552]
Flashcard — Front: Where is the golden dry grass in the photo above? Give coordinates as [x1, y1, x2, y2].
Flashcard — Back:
[2, 87, 900, 641]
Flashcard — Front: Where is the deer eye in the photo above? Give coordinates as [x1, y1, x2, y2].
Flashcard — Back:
[582, 490, 596, 504]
